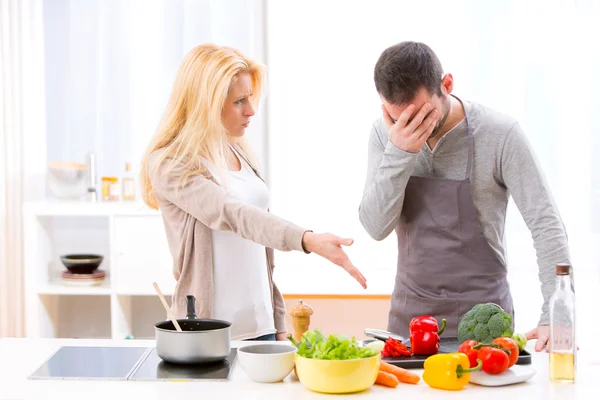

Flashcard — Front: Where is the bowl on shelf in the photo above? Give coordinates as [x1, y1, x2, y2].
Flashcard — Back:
[60, 254, 104, 274]
[47, 161, 88, 200]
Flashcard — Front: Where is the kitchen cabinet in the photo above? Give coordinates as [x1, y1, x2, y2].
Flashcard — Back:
[112, 215, 174, 295]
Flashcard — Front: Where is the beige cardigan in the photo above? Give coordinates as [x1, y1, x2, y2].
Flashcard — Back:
[147, 147, 307, 334]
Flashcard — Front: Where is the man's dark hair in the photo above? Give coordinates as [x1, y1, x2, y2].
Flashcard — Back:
[374, 41, 444, 105]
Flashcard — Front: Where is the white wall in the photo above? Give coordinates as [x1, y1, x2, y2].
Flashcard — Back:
[266, 0, 600, 342]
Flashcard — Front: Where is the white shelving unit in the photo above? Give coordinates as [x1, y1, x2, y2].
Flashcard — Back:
[23, 200, 177, 340]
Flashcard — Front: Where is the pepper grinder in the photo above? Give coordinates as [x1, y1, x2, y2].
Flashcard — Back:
[289, 300, 313, 342]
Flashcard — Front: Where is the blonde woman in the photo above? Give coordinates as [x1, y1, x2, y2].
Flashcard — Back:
[140, 44, 366, 341]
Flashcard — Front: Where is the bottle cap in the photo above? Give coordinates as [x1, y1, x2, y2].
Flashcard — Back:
[556, 264, 570, 275]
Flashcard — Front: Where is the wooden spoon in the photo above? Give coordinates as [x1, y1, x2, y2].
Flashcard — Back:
[152, 282, 182, 332]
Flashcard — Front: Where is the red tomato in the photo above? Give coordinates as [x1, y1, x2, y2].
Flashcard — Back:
[458, 340, 480, 368]
[478, 346, 510, 374]
[492, 337, 519, 368]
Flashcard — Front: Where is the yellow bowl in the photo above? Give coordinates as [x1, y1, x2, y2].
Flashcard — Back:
[294, 354, 381, 394]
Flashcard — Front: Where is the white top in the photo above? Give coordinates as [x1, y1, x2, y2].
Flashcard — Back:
[211, 147, 275, 340]
[1, 338, 595, 399]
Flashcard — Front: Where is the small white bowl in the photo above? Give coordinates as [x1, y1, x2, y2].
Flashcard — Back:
[237, 344, 297, 383]
[47, 161, 87, 199]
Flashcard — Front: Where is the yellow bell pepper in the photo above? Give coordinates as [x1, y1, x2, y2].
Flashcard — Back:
[423, 352, 482, 391]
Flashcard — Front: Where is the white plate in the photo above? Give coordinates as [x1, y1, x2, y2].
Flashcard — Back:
[469, 365, 536, 386]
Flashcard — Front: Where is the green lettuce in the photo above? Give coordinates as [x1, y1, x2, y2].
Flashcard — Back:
[288, 329, 377, 360]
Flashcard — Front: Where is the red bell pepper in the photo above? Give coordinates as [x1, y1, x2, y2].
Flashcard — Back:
[409, 315, 446, 355]
[381, 337, 412, 358]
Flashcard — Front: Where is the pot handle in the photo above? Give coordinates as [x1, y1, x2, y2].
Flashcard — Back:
[186, 295, 197, 319]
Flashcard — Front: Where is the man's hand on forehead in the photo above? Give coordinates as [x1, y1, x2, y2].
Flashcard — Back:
[386, 103, 435, 124]
[382, 102, 438, 153]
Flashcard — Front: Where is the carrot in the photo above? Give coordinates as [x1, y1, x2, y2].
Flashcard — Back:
[379, 360, 420, 384]
[375, 370, 399, 388]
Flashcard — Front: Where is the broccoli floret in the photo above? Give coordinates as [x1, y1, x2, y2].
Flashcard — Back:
[473, 324, 491, 342]
[474, 304, 496, 323]
[465, 318, 478, 331]
[458, 303, 513, 343]
[488, 312, 514, 338]
[462, 308, 477, 321]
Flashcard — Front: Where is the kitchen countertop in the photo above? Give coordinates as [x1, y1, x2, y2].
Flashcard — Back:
[0, 338, 595, 400]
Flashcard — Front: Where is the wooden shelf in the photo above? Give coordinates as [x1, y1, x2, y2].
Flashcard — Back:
[38, 280, 112, 295]
[23, 200, 160, 216]
[115, 290, 174, 296]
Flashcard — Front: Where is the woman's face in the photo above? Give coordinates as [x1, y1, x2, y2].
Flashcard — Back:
[222, 72, 255, 137]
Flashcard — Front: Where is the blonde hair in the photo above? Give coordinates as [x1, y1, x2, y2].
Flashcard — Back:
[140, 43, 263, 209]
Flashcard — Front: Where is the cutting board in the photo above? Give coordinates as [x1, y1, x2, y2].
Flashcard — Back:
[469, 365, 536, 386]
[375, 337, 532, 369]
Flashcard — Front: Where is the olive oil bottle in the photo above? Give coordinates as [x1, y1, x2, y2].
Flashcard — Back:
[549, 264, 576, 383]
[122, 162, 136, 201]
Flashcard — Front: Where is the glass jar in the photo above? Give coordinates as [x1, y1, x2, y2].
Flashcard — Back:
[101, 177, 119, 201]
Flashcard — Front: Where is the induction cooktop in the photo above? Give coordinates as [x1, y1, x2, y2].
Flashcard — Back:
[129, 348, 237, 381]
[28, 346, 149, 381]
[28, 346, 237, 381]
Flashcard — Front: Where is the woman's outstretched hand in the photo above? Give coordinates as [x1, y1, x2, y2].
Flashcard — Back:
[301, 232, 367, 289]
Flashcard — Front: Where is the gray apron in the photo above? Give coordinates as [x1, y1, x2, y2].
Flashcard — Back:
[388, 96, 514, 338]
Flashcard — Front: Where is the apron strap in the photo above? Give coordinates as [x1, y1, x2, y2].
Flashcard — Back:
[451, 94, 474, 181]
[465, 129, 474, 180]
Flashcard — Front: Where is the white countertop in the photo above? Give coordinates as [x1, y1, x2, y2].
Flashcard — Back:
[0, 338, 595, 400]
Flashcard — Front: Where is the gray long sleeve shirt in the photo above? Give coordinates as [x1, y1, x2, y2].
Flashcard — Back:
[358, 100, 571, 325]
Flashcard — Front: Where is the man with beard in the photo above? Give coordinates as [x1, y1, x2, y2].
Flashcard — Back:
[358, 41, 571, 352]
